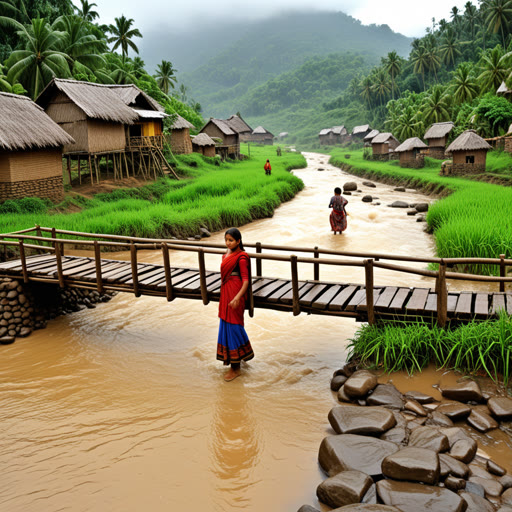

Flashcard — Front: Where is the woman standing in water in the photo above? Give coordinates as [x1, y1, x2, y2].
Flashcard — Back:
[329, 187, 348, 235]
[217, 228, 254, 381]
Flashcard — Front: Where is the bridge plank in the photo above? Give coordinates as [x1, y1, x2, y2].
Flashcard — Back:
[131, 267, 167, 286]
[357, 287, 384, 311]
[280, 282, 315, 305]
[38, 257, 94, 275]
[455, 292, 473, 317]
[59, 261, 98, 277]
[389, 288, 411, 312]
[0, 254, 54, 270]
[250, 278, 277, 294]
[328, 285, 359, 311]
[79, 261, 129, 279]
[345, 289, 367, 311]
[375, 287, 398, 310]
[299, 283, 329, 307]
[474, 293, 490, 317]
[447, 293, 458, 314]
[506, 294, 512, 315]
[180, 272, 219, 292]
[253, 280, 288, 299]
[101, 265, 149, 283]
[424, 292, 437, 314]
[405, 288, 429, 313]
[149, 268, 199, 288]
[273, 281, 308, 304]
[491, 293, 507, 316]
[312, 285, 343, 310]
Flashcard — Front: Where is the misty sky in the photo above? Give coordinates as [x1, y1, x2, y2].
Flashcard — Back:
[74, 0, 472, 38]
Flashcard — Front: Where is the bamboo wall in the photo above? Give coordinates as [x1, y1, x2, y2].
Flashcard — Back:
[252, 134, 274, 145]
[60, 120, 88, 153]
[372, 142, 388, 155]
[399, 151, 425, 168]
[87, 120, 126, 153]
[192, 144, 215, 157]
[45, 92, 87, 123]
[170, 128, 193, 154]
[427, 136, 447, 148]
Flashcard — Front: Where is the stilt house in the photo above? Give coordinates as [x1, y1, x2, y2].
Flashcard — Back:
[394, 137, 428, 168]
[169, 114, 195, 154]
[200, 118, 239, 159]
[191, 133, 216, 157]
[445, 130, 491, 175]
[0, 92, 74, 202]
[251, 126, 274, 145]
[424, 122, 454, 159]
[371, 133, 400, 160]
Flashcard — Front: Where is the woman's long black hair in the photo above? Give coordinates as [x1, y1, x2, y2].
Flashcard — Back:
[225, 227, 244, 251]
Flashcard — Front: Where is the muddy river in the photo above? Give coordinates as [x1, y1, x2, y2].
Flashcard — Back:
[1, 153, 509, 511]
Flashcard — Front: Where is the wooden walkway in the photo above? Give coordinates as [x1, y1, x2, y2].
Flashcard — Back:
[0, 253, 510, 323]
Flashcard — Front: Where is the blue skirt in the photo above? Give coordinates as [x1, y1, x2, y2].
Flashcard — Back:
[217, 319, 254, 365]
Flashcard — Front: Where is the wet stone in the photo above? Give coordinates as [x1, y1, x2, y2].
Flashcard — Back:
[496, 507, 512, 512]
[318, 434, 399, 478]
[0, 336, 15, 345]
[459, 492, 495, 512]
[362, 181, 376, 187]
[404, 391, 436, 404]
[426, 411, 454, 428]
[362, 484, 377, 504]
[468, 462, 496, 480]
[466, 409, 498, 433]
[376, 480, 465, 512]
[503, 488, 512, 505]
[331, 505, 402, 511]
[390, 201, 409, 208]
[415, 203, 429, 213]
[437, 402, 471, 421]
[440, 427, 472, 448]
[500, 475, 512, 490]
[487, 397, 512, 419]
[338, 385, 355, 403]
[382, 446, 440, 484]
[316, 471, 373, 508]
[344, 371, 378, 399]
[328, 406, 396, 435]
[407, 418, 427, 429]
[487, 459, 506, 477]
[449, 438, 477, 463]
[444, 476, 466, 492]
[440, 381, 483, 403]
[465, 481, 485, 497]
[423, 403, 439, 412]
[362, 195, 373, 203]
[408, 426, 450, 453]
[392, 411, 407, 428]
[380, 427, 408, 445]
[344, 182, 358, 192]
[439, 453, 469, 479]
[366, 384, 404, 410]
[297, 506, 320, 512]
[394, 187, 406, 192]
[331, 375, 348, 391]
[404, 399, 427, 416]
[468, 476, 503, 498]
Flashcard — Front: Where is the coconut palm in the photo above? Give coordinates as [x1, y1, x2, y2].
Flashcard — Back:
[75, 0, 98, 22]
[423, 34, 441, 82]
[371, 68, 391, 106]
[464, 2, 479, 40]
[478, 45, 510, 92]
[131, 56, 146, 78]
[451, 6, 461, 27]
[451, 62, 479, 104]
[440, 28, 462, 68]
[395, 105, 424, 140]
[359, 75, 373, 108]
[107, 15, 142, 61]
[154, 60, 177, 94]
[423, 86, 451, 125]
[411, 45, 429, 90]
[382, 51, 402, 100]
[178, 83, 188, 102]
[483, 0, 512, 48]
[1, 17, 70, 98]
[109, 58, 137, 84]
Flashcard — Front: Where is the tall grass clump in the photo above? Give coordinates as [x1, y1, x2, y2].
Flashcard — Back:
[348, 315, 512, 385]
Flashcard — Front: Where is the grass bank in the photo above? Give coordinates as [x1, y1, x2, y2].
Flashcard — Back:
[329, 149, 512, 275]
[0, 145, 306, 239]
[348, 316, 512, 386]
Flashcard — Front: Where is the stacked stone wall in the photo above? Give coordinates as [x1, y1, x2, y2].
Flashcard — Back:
[400, 154, 425, 168]
[426, 147, 446, 160]
[0, 175, 64, 203]
[504, 137, 512, 154]
[450, 163, 485, 175]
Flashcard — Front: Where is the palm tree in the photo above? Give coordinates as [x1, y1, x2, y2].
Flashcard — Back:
[423, 34, 441, 82]
[483, 0, 512, 48]
[131, 56, 146, 78]
[359, 75, 373, 108]
[464, 2, 479, 40]
[154, 60, 177, 94]
[451, 6, 461, 28]
[395, 105, 424, 140]
[451, 62, 479, 103]
[411, 45, 429, 90]
[107, 15, 142, 61]
[371, 69, 391, 106]
[440, 28, 462, 68]
[423, 85, 451, 125]
[382, 51, 402, 100]
[75, 0, 99, 22]
[178, 83, 188, 102]
[1, 17, 70, 98]
[109, 59, 137, 84]
[478, 45, 510, 92]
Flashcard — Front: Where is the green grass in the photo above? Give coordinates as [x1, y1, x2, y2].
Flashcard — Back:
[0, 145, 306, 239]
[329, 148, 512, 275]
[348, 315, 512, 385]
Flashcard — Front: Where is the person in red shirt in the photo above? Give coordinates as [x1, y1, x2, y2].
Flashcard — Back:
[264, 159, 272, 175]
[217, 228, 254, 381]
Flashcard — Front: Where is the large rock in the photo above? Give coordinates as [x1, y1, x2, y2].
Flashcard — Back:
[468, 476, 503, 498]
[344, 182, 358, 192]
[449, 438, 477, 463]
[426, 411, 454, 428]
[366, 384, 404, 410]
[376, 480, 465, 512]
[404, 391, 435, 404]
[316, 471, 373, 508]
[487, 397, 512, 419]
[439, 453, 469, 479]
[440, 381, 483, 403]
[459, 492, 495, 512]
[503, 488, 512, 505]
[404, 400, 427, 416]
[328, 406, 396, 435]
[437, 402, 471, 421]
[390, 201, 409, 208]
[408, 426, 450, 453]
[415, 203, 429, 213]
[487, 459, 506, 477]
[380, 427, 408, 445]
[344, 371, 378, 398]
[362, 195, 373, 203]
[466, 409, 498, 433]
[319, 434, 399, 477]
[331, 375, 348, 391]
[440, 427, 473, 448]
[382, 447, 440, 484]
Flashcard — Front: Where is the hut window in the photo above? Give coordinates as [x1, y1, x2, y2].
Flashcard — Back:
[129, 125, 142, 137]
[466, 155, 475, 164]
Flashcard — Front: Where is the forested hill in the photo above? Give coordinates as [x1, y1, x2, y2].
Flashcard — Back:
[180, 11, 412, 117]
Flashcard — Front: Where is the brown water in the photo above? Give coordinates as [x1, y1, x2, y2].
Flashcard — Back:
[0, 153, 509, 511]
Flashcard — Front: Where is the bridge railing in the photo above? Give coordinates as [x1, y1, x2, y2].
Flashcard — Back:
[1, 226, 511, 327]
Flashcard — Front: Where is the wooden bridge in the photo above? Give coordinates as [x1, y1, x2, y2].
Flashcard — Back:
[1, 227, 512, 327]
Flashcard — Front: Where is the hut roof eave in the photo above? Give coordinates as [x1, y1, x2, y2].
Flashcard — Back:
[171, 114, 195, 130]
[192, 133, 216, 146]
[446, 129, 492, 152]
[372, 132, 398, 144]
[424, 121, 455, 140]
[395, 137, 428, 152]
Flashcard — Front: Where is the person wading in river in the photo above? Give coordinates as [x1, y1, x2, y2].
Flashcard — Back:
[217, 228, 254, 381]
[329, 187, 348, 235]
[264, 159, 272, 175]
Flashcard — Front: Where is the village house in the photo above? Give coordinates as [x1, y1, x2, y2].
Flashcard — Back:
[424, 121, 454, 159]
[169, 114, 195, 154]
[278, 132, 289, 140]
[352, 124, 372, 139]
[371, 132, 400, 160]
[191, 133, 216, 157]
[251, 126, 274, 145]
[319, 128, 334, 145]
[225, 114, 253, 142]
[0, 92, 74, 202]
[200, 118, 239, 159]
[445, 129, 492, 175]
[394, 137, 428, 168]
[332, 126, 348, 144]
[363, 129, 380, 146]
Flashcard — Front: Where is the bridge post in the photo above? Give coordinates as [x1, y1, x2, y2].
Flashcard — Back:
[19, 241, 29, 284]
[364, 259, 375, 325]
[314, 247, 320, 281]
[436, 261, 447, 328]
[291, 255, 301, 316]
[54, 241, 65, 288]
[130, 242, 141, 297]
[93, 241, 103, 294]
[161, 243, 174, 302]
[500, 254, 506, 292]
[256, 243, 262, 277]
[198, 249, 209, 305]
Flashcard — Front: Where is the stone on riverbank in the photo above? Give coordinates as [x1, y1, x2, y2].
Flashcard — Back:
[439, 453, 469, 479]
[344, 182, 358, 192]
[344, 371, 378, 398]
[362, 195, 373, 203]
[415, 203, 429, 213]
[437, 402, 471, 421]
[331, 375, 348, 391]
[382, 447, 440, 484]
[487, 459, 506, 477]
[330, 505, 402, 511]
[440, 381, 483, 403]
[362, 181, 376, 188]
[487, 397, 512, 419]
[297, 506, 320, 512]
[389, 201, 409, 208]
[404, 391, 435, 404]
[394, 187, 406, 192]
[466, 409, 498, 432]
[459, 492, 495, 512]
[328, 406, 396, 435]
[316, 471, 373, 508]
[366, 384, 404, 410]
[408, 426, 449, 453]
[449, 438, 477, 463]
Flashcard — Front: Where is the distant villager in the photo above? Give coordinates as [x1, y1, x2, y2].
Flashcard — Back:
[394, 137, 428, 168]
[424, 121, 454, 159]
[264, 159, 271, 175]
[328, 186, 348, 235]
[444, 129, 492, 175]
[191, 133, 216, 157]
[251, 126, 274, 145]
[371, 133, 400, 160]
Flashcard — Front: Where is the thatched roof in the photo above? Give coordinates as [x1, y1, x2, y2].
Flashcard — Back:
[192, 133, 216, 147]
[424, 121, 454, 140]
[226, 114, 252, 134]
[319, 128, 332, 136]
[332, 126, 346, 135]
[252, 126, 274, 136]
[497, 81, 512, 95]
[353, 124, 370, 135]
[395, 137, 428, 153]
[203, 118, 236, 136]
[0, 92, 74, 151]
[446, 130, 492, 153]
[171, 114, 195, 130]
[106, 84, 164, 112]
[279, 132, 288, 138]
[372, 132, 398, 145]
[37, 78, 138, 124]
[364, 129, 380, 141]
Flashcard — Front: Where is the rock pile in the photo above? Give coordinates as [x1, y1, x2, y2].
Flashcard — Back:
[298, 365, 512, 512]
[0, 277, 114, 345]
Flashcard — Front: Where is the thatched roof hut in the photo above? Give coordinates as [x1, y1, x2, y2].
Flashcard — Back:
[371, 132, 400, 157]
[200, 118, 238, 146]
[395, 137, 428, 168]
[105, 84, 164, 112]
[319, 128, 333, 144]
[445, 130, 492, 174]
[192, 133, 216, 157]
[0, 92, 74, 202]
[169, 114, 195, 155]
[226, 114, 253, 141]
[252, 126, 274, 145]
[352, 124, 371, 138]
[424, 121, 454, 154]
[364, 129, 379, 143]
[497, 81, 512, 96]
[278, 132, 289, 139]
[332, 126, 347, 136]
[394, 137, 428, 153]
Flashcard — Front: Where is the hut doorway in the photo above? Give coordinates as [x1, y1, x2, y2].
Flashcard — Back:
[129, 125, 142, 137]
[466, 155, 475, 164]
